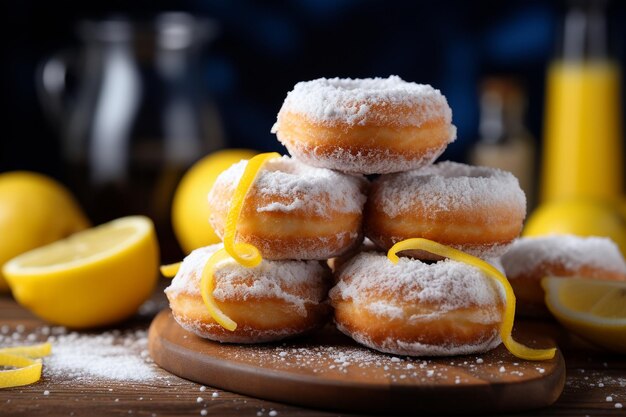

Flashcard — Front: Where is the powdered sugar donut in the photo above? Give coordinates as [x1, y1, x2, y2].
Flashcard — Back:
[365, 161, 526, 260]
[501, 235, 626, 317]
[165, 244, 331, 343]
[208, 156, 367, 260]
[271, 76, 456, 174]
[329, 251, 505, 356]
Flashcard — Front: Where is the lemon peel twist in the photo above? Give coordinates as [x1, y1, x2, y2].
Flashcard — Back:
[387, 238, 556, 361]
[200, 248, 238, 331]
[202, 152, 280, 331]
[160, 262, 181, 278]
[222, 152, 281, 267]
[0, 342, 52, 389]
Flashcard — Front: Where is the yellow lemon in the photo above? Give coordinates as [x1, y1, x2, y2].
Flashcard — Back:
[2, 216, 159, 329]
[524, 199, 626, 256]
[542, 277, 626, 353]
[0, 172, 90, 292]
[172, 148, 257, 254]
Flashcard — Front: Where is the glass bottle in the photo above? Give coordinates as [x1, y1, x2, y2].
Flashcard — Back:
[541, 0, 622, 203]
[38, 14, 224, 261]
[469, 77, 536, 209]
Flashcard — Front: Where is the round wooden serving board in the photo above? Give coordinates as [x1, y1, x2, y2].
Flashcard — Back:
[149, 310, 565, 414]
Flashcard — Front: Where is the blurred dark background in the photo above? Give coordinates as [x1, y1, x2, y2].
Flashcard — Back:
[2, 0, 626, 259]
[4, 0, 621, 173]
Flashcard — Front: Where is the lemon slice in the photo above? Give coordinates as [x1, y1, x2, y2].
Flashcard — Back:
[222, 152, 281, 267]
[388, 238, 556, 361]
[2, 216, 159, 329]
[0, 342, 52, 388]
[543, 277, 626, 353]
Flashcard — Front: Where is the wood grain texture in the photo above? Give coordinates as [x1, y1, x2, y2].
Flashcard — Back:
[2, 289, 626, 416]
[149, 310, 565, 414]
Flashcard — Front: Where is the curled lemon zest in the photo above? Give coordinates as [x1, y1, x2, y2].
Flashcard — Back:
[200, 248, 237, 331]
[160, 262, 181, 278]
[223, 152, 281, 268]
[387, 238, 556, 361]
[0, 342, 51, 358]
[0, 342, 52, 388]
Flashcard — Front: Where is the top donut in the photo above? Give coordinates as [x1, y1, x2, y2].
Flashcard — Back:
[272, 75, 457, 175]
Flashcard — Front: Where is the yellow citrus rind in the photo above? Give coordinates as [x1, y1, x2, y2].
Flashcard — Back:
[193, 152, 280, 331]
[0, 342, 52, 389]
[222, 152, 281, 268]
[160, 262, 181, 278]
[200, 248, 238, 331]
[172, 149, 258, 253]
[387, 238, 556, 361]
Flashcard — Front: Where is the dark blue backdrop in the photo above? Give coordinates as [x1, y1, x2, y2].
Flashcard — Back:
[2, 0, 625, 181]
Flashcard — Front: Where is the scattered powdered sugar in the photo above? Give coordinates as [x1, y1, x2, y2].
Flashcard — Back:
[44, 330, 159, 382]
[501, 235, 626, 279]
[211, 327, 545, 384]
[373, 161, 526, 219]
[272, 76, 452, 128]
[165, 244, 328, 316]
[208, 155, 367, 218]
[0, 326, 164, 383]
[330, 252, 504, 320]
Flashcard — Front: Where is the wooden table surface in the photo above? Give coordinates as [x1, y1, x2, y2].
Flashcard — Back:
[1, 281, 625, 417]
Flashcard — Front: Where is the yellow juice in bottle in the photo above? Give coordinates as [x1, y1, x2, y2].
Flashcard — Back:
[541, 61, 623, 202]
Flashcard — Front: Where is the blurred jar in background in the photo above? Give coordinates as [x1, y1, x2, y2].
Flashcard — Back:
[541, 0, 622, 203]
[469, 77, 536, 209]
[38, 13, 224, 261]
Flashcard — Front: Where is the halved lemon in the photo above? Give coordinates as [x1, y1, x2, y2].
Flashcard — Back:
[543, 277, 626, 353]
[3, 216, 159, 329]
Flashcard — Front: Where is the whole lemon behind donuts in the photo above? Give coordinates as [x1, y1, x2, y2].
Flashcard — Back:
[172, 149, 257, 254]
[0, 171, 90, 292]
[524, 198, 626, 256]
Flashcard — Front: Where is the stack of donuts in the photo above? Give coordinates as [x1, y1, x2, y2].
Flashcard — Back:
[165, 75, 529, 356]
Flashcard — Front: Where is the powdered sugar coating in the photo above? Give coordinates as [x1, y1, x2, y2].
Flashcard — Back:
[501, 235, 626, 279]
[330, 252, 505, 320]
[208, 155, 367, 218]
[283, 143, 452, 176]
[337, 322, 501, 357]
[330, 252, 504, 356]
[173, 318, 312, 344]
[165, 244, 328, 316]
[272, 76, 452, 127]
[375, 161, 526, 219]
